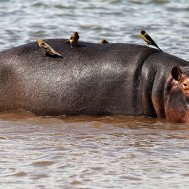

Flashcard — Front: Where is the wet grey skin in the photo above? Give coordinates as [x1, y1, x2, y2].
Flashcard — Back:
[0, 39, 189, 122]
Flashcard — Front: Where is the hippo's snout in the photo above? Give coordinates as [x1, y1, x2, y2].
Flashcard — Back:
[164, 66, 189, 123]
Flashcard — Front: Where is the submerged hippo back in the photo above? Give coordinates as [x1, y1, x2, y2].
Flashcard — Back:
[0, 39, 187, 116]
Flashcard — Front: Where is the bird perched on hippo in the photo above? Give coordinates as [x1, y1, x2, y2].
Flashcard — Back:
[68, 32, 80, 48]
[0, 39, 188, 123]
[37, 39, 63, 58]
[100, 39, 109, 44]
[140, 30, 162, 51]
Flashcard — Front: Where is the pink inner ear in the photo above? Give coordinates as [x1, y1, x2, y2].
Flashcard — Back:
[171, 66, 182, 81]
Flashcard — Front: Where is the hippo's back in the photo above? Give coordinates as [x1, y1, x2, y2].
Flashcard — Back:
[0, 39, 186, 116]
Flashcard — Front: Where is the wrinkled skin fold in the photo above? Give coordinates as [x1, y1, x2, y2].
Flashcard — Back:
[0, 39, 189, 122]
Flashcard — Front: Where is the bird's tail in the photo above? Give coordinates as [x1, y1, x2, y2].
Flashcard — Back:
[157, 46, 163, 51]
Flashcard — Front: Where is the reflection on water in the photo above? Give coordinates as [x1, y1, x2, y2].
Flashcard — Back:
[0, 113, 189, 189]
[0, 0, 189, 188]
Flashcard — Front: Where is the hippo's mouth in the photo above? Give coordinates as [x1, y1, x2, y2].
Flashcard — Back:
[184, 90, 189, 96]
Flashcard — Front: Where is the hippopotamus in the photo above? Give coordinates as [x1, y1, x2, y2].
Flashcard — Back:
[0, 39, 189, 122]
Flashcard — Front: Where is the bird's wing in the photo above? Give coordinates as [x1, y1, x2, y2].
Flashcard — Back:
[145, 34, 159, 48]
[42, 42, 51, 49]
[70, 35, 74, 40]
[50, 47, 62, 57]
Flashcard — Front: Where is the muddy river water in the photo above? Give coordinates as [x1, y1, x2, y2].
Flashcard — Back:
[1, 113, 189, 189]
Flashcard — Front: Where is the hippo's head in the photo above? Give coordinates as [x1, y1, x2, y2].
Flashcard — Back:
[164, 66, 189, 123]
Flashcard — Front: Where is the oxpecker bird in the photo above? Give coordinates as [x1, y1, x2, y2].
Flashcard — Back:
[100, 39, 109, 44]
[69, 32, 79, 48]
[37, 39, 63, 58]
[140, 30, 162, 51]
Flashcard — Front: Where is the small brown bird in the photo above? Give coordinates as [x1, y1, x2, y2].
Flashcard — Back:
[140, 30, 162, 51]
[69, 32, 79, 48]
[37, 39, 63, 58]
[100, 39, 109, 44]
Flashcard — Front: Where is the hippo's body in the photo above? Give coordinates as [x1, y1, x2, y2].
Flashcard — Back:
[0, 39, 189, 122]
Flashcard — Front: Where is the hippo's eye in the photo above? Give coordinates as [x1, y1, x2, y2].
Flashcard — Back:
[184, 83, 187, 87]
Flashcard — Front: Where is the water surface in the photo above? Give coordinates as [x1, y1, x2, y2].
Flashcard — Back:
[1, 113, 189, 189]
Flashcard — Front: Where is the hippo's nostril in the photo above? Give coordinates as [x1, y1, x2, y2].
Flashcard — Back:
[183, 83, 188, 89]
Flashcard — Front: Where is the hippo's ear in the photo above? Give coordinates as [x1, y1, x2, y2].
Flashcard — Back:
[171, 66, 182, 81]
